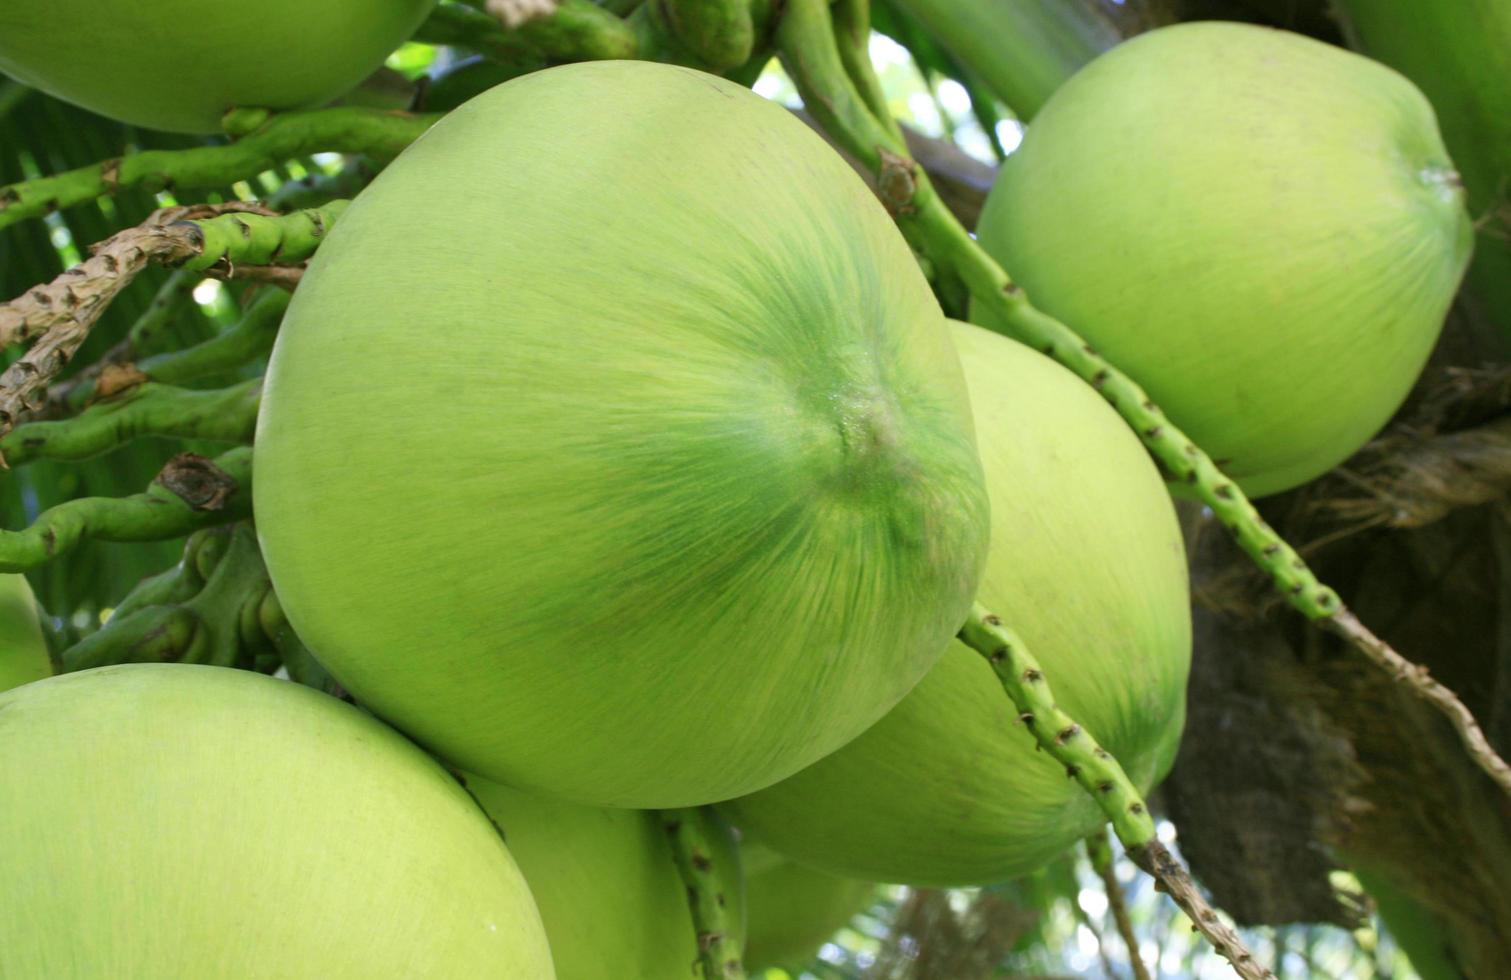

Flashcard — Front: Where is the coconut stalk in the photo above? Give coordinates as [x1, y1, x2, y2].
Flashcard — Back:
[774, 0, 1511, 800]
[0, 447, 250, 572]
[957, 605, 1274, 980]
[0, 201, 345, 443]
[660, 808, 745, 979]
[885, 0, 1123, 119]
[61, 523, 277, 672]
[662, 0, 757, 69]
[417, 0, 638, 64]
[0, 107, 428, 233]
[43, 286, 288, 417]
[0, 380, 260, 466]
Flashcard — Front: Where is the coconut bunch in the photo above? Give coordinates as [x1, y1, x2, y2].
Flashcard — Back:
[0, 3, 1483, 977]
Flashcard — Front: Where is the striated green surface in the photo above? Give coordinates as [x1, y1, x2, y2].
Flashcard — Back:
[255, 61, 989, 809]
[727, 321, 1189, 886]
[974, 22, 1473, 497]
[0, 574, 50, 692]
[0, 664, 554, 978]
[0, 1, 436, 132]
[1339, 0, 1511, 342]
[742, 842, 875, 972]
[469, 777, 741, 980]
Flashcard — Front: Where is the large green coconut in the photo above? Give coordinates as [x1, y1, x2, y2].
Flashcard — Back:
[974, 21, 1473, 497]
[466, 777, 741, 980]
[742, 842, 875, 973]
[0, 1, 436, 133]
[725, 321, 1190, 887]
[255, 62, 989, 809]
[0, 664, 553, 977]
[1337, 0, 1511, 340]
[0, 574, 52, 693]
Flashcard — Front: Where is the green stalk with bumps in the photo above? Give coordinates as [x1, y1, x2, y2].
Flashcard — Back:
[661, 807, 746, 979]
[957, 605, 1273, 980]
[0, 108, 431, 233]
[0, 447, 249, 572]
[0, 380, 260, 466]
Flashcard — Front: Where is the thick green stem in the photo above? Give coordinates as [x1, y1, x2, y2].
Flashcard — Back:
[417, 1, 637, 63]
[62, 523, 276, 671]
[181, 201, 349, 272]
[0, 380, 260, 465]
[887, 0, 1120, 119]
[958, 605, 1273, 980]
[834, 0, 901, 143]
[0, 447, 250, 572]
[0, 108, 430, 233]
[50, 286, 287, 415]
[138, 290, 288, 384]
[662, 0, 756, 70]
[659, 808, 744, 979]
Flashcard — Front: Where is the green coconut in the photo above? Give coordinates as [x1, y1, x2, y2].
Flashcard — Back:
[0, 664, 553, 977]
[254, 61, 989, 809]
[1338, 0, 1511, 340]
[973, 21, 1474, 497]
[0, 574, 52, 693]
[725, 321, 1190, 887]
[466, 777, 741, 980]
[0, 1, 436, 133]
[742, 842, 875, 973]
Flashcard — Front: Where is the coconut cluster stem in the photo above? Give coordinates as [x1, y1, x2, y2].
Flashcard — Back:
[45, 286, 287, 417]
[0, 447, 250, 572]
[659, 808, 744, 979]
[0, 107, 430, 233]
[958, 605, 1274, 980]
[0, 202, 342, 444]
[775, 0, 1511, 800]
[661, 0, 756, 69]
[0, 380, 260, 466]
[62, 523, 277, 672]
[417, 1, 637, 64]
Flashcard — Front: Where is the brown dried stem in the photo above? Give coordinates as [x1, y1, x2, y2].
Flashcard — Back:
[1320, 609, 1511, 796]
[0, 204, 261, 438]
[1126, 841, 1275, 980]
